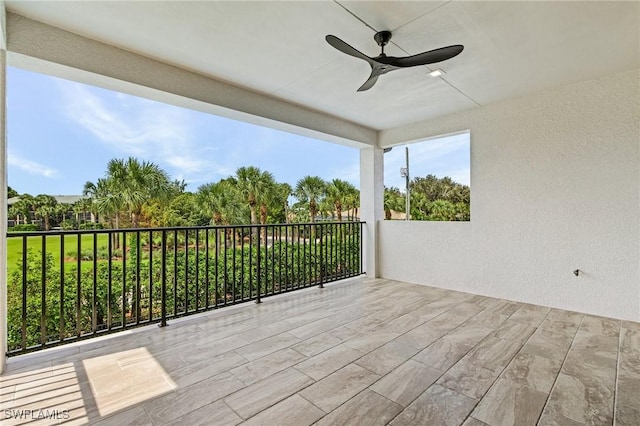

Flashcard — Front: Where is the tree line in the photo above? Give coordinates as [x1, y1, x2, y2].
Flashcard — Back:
[8, 156, 470, 230]
[8, 158, 360, 232]
[385, 175, 470, 221]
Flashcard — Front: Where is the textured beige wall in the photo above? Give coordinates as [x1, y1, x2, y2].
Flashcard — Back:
[379, 69, 640, 321]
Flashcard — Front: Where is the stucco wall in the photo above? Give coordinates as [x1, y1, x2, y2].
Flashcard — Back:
[379, 69, 640, 321]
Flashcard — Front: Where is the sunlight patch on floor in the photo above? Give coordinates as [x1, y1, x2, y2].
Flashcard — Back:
[83, 347, 177, 417]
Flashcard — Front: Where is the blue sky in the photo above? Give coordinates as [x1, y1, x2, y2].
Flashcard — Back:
[7, 66, 469, 196]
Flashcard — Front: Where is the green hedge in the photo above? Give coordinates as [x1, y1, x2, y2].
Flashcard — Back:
[78, 222, 104, 230]
[8, 224, 38, 232]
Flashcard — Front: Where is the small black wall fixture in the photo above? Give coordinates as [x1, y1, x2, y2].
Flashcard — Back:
[573, 269, 580, 276]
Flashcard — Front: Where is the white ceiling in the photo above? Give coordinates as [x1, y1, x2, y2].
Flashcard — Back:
[5, 1, 640, 131]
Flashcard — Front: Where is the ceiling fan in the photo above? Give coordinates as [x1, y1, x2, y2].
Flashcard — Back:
[325, 31, 463, 92]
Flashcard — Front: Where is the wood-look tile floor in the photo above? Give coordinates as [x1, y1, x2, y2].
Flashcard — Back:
[1, 278, 639, 425]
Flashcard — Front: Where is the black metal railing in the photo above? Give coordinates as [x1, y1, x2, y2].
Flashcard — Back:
[6, 222, 364, 356]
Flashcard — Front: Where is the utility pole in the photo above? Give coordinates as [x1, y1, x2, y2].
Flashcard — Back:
[405, 147, 410, 220]
[400, 147, 410, 220]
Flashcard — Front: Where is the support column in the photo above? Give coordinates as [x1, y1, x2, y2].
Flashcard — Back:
[359, 147, 384, 278]
[0, 1, 7, 373]
[0, 49, 7, 373]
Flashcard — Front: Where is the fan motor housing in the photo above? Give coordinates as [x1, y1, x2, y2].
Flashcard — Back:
[374, 31, 392, 47]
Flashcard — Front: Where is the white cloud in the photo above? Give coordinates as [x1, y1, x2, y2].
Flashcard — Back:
[58, 82, 222, 180]
[8, 152, 59, 178]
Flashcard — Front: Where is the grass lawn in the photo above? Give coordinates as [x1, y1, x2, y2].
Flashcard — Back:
[6, 234, 111, 275]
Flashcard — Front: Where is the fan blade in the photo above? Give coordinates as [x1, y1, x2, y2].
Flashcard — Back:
[357, 69, 383, 92]
[387, 45, 464, 67]
[357, 75, 379, 92]
[326, 35, 375, 64]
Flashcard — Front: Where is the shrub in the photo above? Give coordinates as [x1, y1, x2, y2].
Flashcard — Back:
[65, 249, 94, 261]
[78, 222, 104, 230]
[8, 224, 38, 232]
[96, 246, 123, 260]
[97, 246, 109, 260]
[60, 219, 77, 230]
[80, 250, 94, 261]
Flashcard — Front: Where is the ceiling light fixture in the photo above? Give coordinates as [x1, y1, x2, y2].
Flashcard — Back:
[429, 69, 445, 77]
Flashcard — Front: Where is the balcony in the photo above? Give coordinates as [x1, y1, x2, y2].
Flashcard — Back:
[1, 277, 637, 425]
[0, 2, 639, 425]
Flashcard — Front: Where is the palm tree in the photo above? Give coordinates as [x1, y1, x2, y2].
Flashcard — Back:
[84, 178, 123, 247]
[72, 197, 93, 226]
[106, 157, 171, 228]
[8, 205, 21, 226]
[54, 203, 69, 228]
[344, 190, 360, 221]
[326, 179, 357, 221]
[197, 179, 247, 251]
[294, 176, 326, 223]
[277, 183, 293, 224]
[82, 181, 99, 223]
[257, 175, 278, 225]
[72, 201, 83, 225]
[318, 197, 334, 220]
[384, 187, 404, 220]
[197, 180, 246, 226]
[84, 179, 118, 226]
[235, 166, 274, 226]
[33, 194, 58, 231]
[12, 194, 35, 224]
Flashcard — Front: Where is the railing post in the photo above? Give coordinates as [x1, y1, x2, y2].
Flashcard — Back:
[319, 223, 324, 289]
[40, 235, 46, 347]
[360, 221, 364, 275]
[77, 234, 82, 337]
[135, 231, 141, 325]
[256, 225, 262, 304]
[92, 232, 98, 333]
[20, 237, 27, 352]
[59, 235, 65, 342]
[159, 230, 168, 327]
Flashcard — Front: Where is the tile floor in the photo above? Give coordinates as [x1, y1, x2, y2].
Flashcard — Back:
[1, 278, 638, 425]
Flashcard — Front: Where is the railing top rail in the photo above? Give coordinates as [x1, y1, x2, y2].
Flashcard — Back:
[6, 221, 366, 237]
